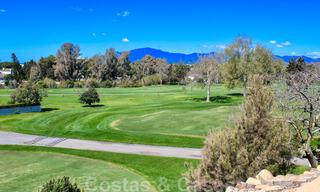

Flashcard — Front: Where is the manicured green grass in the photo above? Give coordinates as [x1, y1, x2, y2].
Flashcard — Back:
[0, 145, 198, 192]
[0, 85, 242, 147]
[287, 165, 311, 175]
[0, 150, 155, 192]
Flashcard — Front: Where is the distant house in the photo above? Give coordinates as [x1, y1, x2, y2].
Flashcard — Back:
[0, 68, 12, 84]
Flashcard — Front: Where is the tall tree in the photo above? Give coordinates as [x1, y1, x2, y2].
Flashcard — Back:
[154, 58, 169, 85]
[168, 64, 190, 84]
[224, 38, 283, 96]
[11, 53, 23, 82]
[277, 70, 320, 168]
[189, 54, 222, 102]
[89, 54, 109, 81]
[287, 57, 306, 74]
[106, 48, 118, 80]
[224, 36, 253, 96]
[117, 51, 131, 78]
[141, 55, 157, 76]
[29, 61, 42, 81]
[39, 55, 56, 79]
[54, 43, 83, 81]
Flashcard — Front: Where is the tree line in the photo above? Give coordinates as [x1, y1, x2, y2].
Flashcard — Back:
[1, 43, 190, 88]
[2, 37, 317, 93]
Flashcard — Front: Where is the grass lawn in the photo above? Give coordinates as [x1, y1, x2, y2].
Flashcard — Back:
[0, 85, 243, 147]
[0, 145, 198, 192]
[0, 151, 156, 192]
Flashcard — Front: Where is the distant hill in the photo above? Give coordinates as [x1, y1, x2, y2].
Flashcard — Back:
[275, 55, 320, 63]
[129, 48, 211, 64]
[128, 47, 320, 64]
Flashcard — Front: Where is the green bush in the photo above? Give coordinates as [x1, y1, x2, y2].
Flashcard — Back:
[116, 77, 136, 87]
[59, 80, 74, 88]
[286, 165, 310, 175]
[43, 78, 57, 88]
[79, 87, 100, 106]
[10, 82, 44, 105]
[73, 81, 84, 88]
[84, 78, 99, 88]
[99, 80, 113, 88]
[39, 176, 83, 192]
[141, 74, 161, 86]
[8, 79, 19, 89]
[36, 80, 47, 88]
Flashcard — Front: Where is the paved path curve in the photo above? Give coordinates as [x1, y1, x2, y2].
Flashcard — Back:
[0, 131, 202, 159]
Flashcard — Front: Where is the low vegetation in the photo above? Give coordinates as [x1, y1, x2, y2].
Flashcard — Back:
[186, 75, 293, 192]
[40, 177, 82, 192]
[79, 87, 100, 106]
[10, 82, 44, 105]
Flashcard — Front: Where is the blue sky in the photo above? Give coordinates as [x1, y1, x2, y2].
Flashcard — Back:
[0, 0, 320, 62]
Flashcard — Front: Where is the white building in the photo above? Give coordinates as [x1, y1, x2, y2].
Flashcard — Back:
[0, 68, 12, 85]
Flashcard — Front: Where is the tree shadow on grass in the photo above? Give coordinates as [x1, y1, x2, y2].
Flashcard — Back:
[188, 96, 233, 103]
[227, 93, 244, 97]
[41, 108, 59, 112]
[82, 104, 105, 108]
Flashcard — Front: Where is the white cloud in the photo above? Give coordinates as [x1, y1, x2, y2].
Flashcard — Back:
[101, 33, 107, 36]
[0, 9, 6, 13]
[117, 11, 131, 17]
[291, 51, 297, 55]
[92, 33, 96, 37]
[307, 52, 320, 59]
[270, 40, 291, 48]
[282, 41, 291, 46]
[269, 40, 277, 44]
[122, 38, 129, 43]
[216, 45, 226, 49]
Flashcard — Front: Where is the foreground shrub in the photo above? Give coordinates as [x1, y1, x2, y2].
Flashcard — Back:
[186, 130, 239, 192]
[186, 75, 293, 192]
[11, 82, 44, 105]
[79, 87, 100, 106]
[40, 176, 82, 192]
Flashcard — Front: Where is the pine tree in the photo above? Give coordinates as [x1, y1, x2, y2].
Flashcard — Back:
[186, 75, 293, 192]
[11, 53, 23, 82]
[287, 57, 306, 73]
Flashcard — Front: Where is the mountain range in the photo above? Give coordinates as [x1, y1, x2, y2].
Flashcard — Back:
[128, 48, 320, 64]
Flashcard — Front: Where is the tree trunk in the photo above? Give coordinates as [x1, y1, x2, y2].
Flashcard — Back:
[243, 78, 247, 97]
[305, 145, 318, 168]
[305, 106, 318, 168]
[206, 83, 211, 102]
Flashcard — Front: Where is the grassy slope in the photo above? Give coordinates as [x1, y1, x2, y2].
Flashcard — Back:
[0, 85, 242, 148]
[0, 145, 198, 192]
[0, 150, 155, 192]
